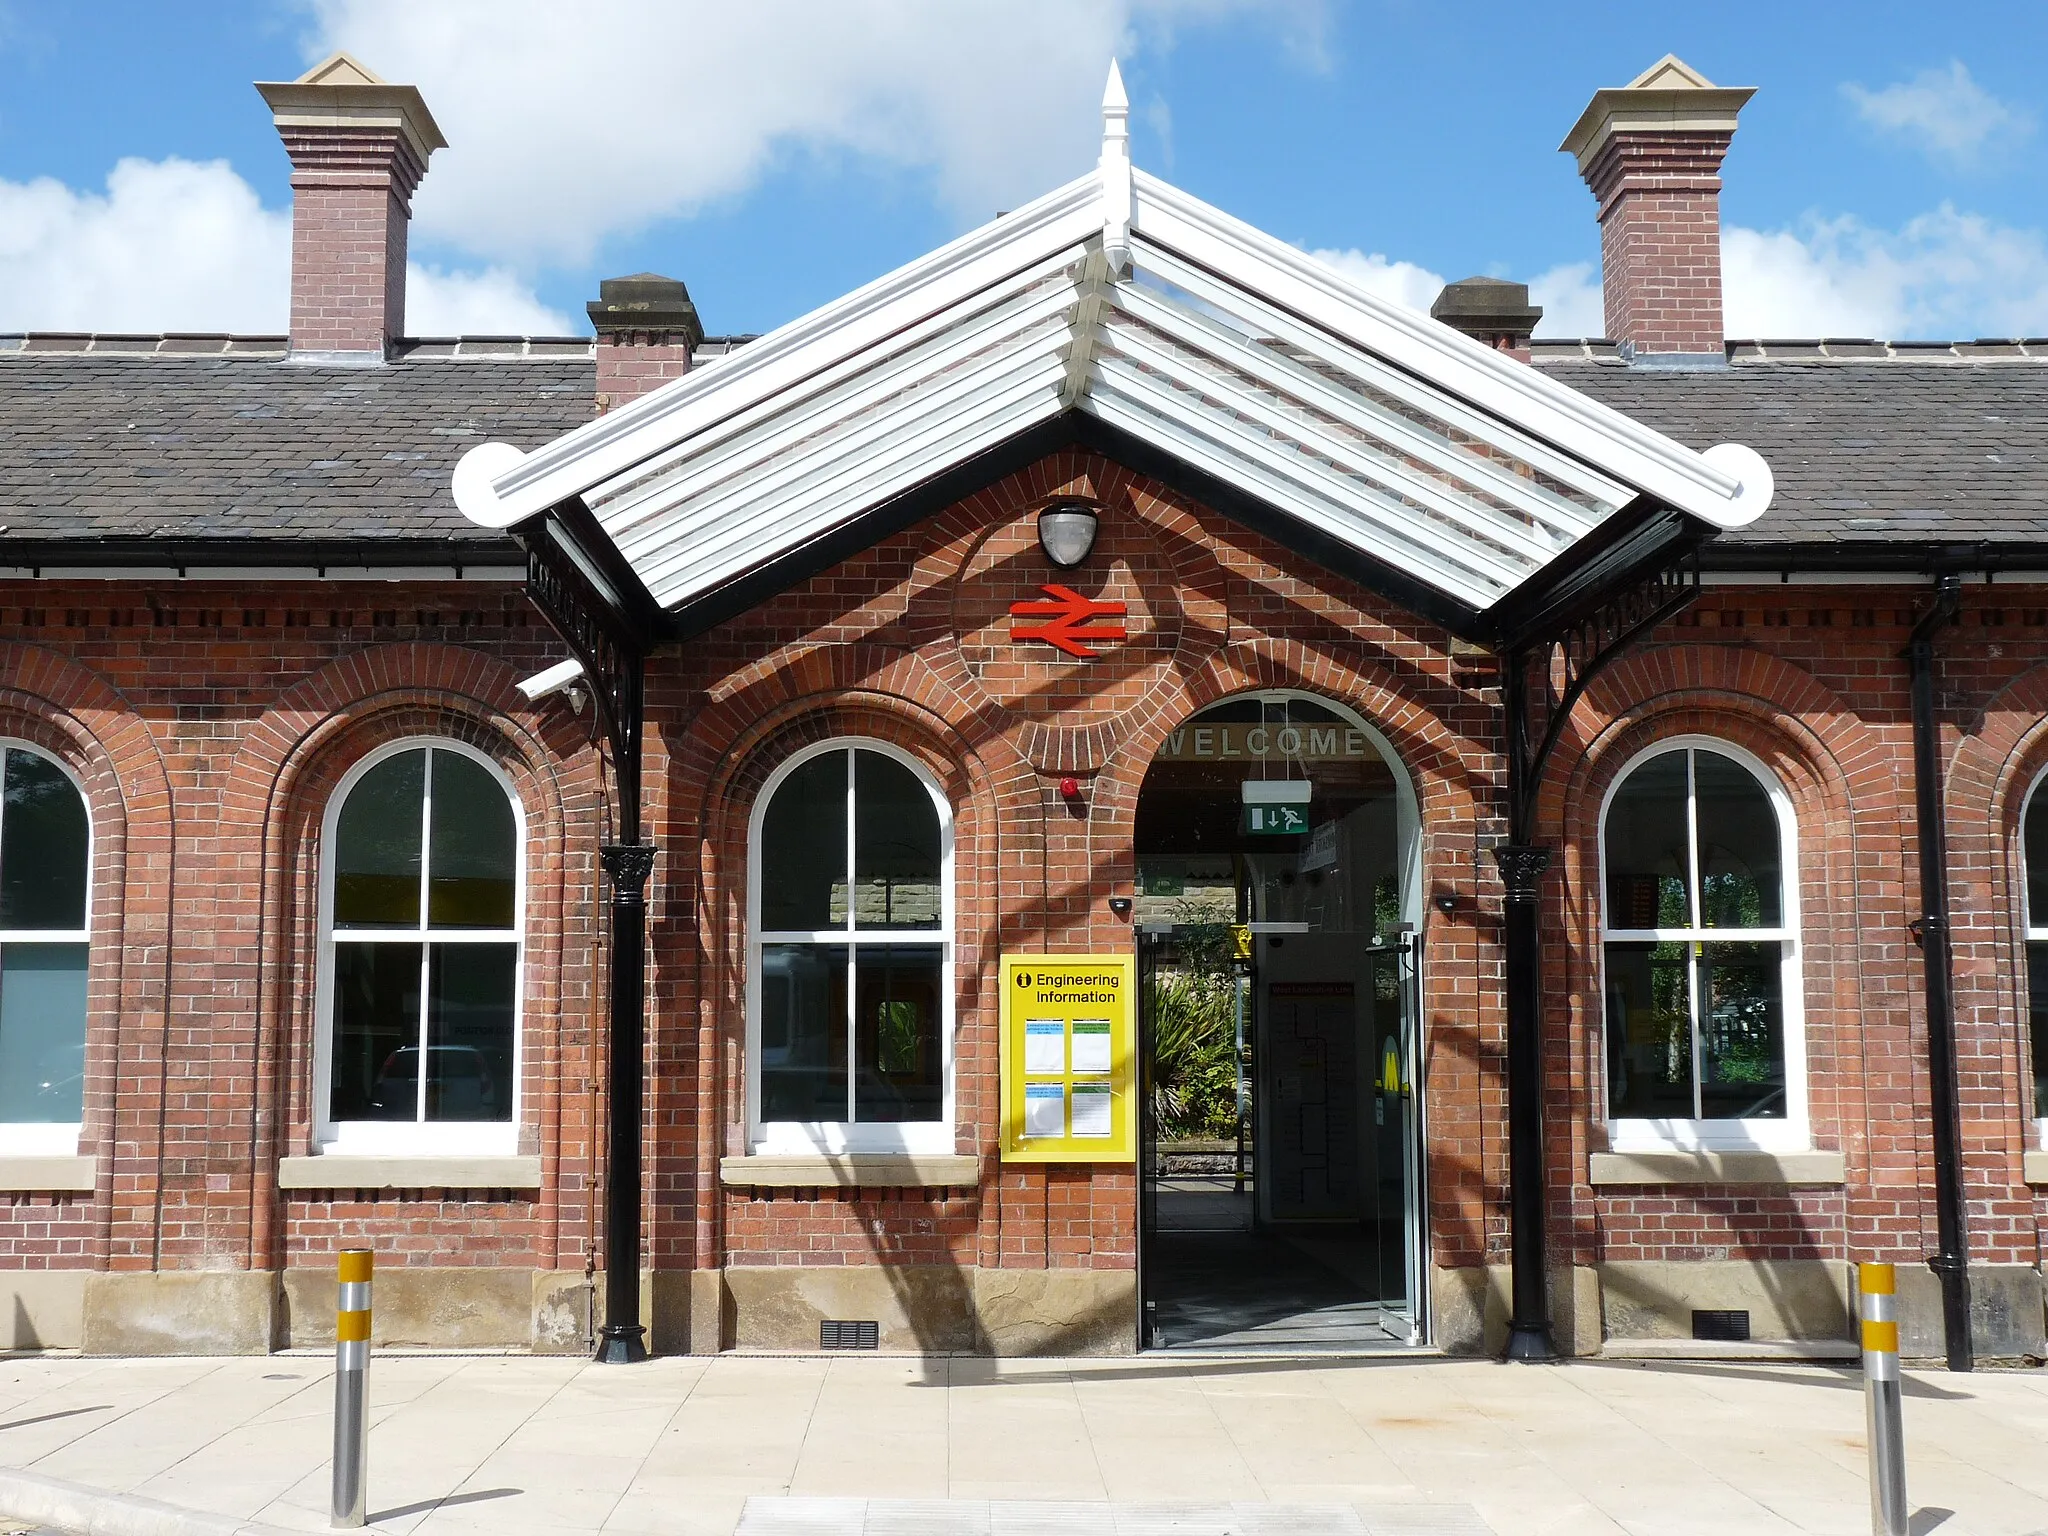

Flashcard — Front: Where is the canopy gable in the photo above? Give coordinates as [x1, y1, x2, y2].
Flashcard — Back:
[454, 67, 1771, 641]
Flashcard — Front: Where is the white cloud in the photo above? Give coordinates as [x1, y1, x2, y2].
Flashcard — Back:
[1521, 211, 2048, 343]
[1842, 61, 2032, 167]
[0, 157, 289, 333]
[303, 0, 1327, 265]
[1306, 247, 1445, 312]
[406, 265, 573, 336]
[0, 155, 572, 336]
[1527, 261, 1602, 339]
[1723, 207, 2048, 339]
[1312, 248, 1613, 344]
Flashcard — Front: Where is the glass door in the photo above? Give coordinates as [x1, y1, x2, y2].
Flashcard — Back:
[1133, 690, 1425, 1350]
[1136, 923, 1165, 1351]
[1364, 932, 1423, 1339]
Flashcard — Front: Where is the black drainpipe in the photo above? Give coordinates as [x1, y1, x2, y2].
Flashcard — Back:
[1907, 571, 1971, 1371]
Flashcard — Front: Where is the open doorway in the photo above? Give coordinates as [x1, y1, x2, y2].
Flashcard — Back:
[1134, 691, 1425, 1351]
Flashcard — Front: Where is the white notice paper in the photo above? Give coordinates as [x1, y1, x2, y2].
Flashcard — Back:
[1070, 1085, 1113, 1138]
[1070, 1019, 1112, 1075]
[1023, 1083, 1065, 1138]
[1023, 1020, 1066, 1076]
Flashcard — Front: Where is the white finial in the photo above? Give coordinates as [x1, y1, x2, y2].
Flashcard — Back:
[1099, 59, 1132, 276]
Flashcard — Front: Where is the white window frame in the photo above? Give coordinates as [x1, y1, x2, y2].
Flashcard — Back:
[0, 742, 92, 1156]
[312, 739, 526, 1156]
[1599, 736, 1810, 1154]
[2022, 764, 2048, 1151]
[747, 737, 955, 1155]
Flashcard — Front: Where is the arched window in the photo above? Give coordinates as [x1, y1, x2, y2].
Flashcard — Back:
[319, 743, 522, 1151]
[0, 745, 90, 1149]
[749, 741, 952, 1154]
[2024, 772, 2048, 1129]
[1600, 741, 1804, 1145]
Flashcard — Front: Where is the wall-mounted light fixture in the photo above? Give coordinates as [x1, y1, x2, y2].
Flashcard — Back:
[1037, 501, 1100, 568]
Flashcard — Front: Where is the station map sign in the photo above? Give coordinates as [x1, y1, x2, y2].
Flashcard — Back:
[998, 954, 1136, 1163]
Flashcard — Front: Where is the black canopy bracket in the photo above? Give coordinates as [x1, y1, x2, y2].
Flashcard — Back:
[1491, 524, 1703, 1363]
[518, 497, 659, 1365]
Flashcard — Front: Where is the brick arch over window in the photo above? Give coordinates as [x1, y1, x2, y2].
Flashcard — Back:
[1551, 641, 1930, 1264]
[671, 682, 1014, 1274]
[0, 644, 174, 1275]
[1941, 659, 2048, 1232]
[216, 644, 600, 1274]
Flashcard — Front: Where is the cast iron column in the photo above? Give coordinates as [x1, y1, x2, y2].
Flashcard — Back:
[595, 840, 656, 1363]
[1908, 573, 1971, 1371]
[1496, 843, 1556, 1360]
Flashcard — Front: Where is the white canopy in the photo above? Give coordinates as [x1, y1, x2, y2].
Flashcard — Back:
[454, 65, 1770, 631]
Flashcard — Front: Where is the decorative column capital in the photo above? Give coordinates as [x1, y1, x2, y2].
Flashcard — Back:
[600, 842, 658, 894]
[1493, 844, 1553, 903]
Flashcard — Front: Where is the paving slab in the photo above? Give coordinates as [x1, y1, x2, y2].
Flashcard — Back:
[0, 1353, 2043, 1535]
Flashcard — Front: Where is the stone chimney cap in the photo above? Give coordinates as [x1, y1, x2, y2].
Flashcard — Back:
[1430, 277, 1542, 337]
[1559, 53, 1754, 172]
[588, 274, 705, 344]
[256, 51, 448, 162]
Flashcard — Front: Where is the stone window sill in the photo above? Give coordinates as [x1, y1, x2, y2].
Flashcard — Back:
[2024, 1150, 2048, 1187]
[277, 1155, 542, 1191]
[1589, 1150, 1846, 1187]
[721, 1154, 981, 1190]
[0, 1155, 96, 1192]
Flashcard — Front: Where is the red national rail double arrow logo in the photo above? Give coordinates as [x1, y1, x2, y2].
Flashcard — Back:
[1008, 583, 1129, 659]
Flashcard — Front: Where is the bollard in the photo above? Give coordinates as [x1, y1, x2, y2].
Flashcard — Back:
[331, 1249, 373, 1529]
[1860, 1261, 1908, 1536]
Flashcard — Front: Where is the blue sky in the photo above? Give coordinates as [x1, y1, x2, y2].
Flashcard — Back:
[2, 0, 2045, 340]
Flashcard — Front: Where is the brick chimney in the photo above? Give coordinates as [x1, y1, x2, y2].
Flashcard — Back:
[257, 53, 446, 360]
[1560, 55, 1753, 362]
[589, 274, 704, 412]
[1430, 277, 1543, 362]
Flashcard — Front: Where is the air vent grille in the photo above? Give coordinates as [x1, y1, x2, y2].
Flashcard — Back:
[1691, 1309, 1751, 1342]
[820, 1319, 879, 1350]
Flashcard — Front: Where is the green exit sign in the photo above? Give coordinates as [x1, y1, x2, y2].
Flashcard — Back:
[1244, 802, 1308, 835]
[1241, 779, 1313, 836]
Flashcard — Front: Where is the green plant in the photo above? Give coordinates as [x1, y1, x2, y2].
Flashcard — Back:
[1148, 909, 1242, 1140]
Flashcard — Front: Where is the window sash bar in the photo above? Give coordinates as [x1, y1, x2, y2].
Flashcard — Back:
[757, 930, 945, 945]
[1602, 928, 1794, 943]
[414, 750, 435, 1124]
[844, 750, 857, 1124]
[331, 929, 520, 944]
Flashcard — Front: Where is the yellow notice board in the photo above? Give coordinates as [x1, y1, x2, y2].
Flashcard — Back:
[998, 954, 1137, 1163]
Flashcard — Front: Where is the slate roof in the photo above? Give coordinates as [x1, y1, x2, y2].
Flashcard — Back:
[1535, 351, 2048, 558]
[2, 336, 2045, 570]
[0, 344, 596, 560]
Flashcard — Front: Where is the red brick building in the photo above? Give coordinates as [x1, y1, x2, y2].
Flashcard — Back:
[0, 53, 2042, 1365]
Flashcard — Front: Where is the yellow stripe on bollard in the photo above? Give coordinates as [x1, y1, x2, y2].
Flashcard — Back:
[1859, 1260, 1907, 1536]
[332, 1249, 373, 1530]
